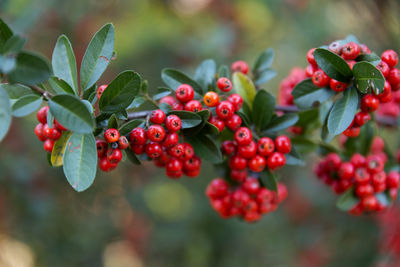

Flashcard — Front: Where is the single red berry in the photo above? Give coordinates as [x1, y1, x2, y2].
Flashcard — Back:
[360, 94, 379, 112]
[150, 109, 166, 124]
[361, 195, 378, 212]
[312, 70, 330, 87]
[166, 158, 183, 173]
[54, 120, 67, 131]
[329, 79, 348, 92]
[366, 155, 384, 174]
[343, 126, 360, 138]
[183, 156, 201, 172]
[228, 155, 247, 170]
[145, 142, 162, 159]
[97, 84, 108, 99]
[341, 42, 360, 60]
[328, 41, 342, 55]
[154, 151, 170, 167]
[242, 178, 260, 195]
[36, 106, 49, 124]
[129, 127, 147, 145]
[221, 140, 236, 156]
[325, 153, 342, 171]
[107, 148, 123, 163]
[172, 102, 184, 111]
[376, 61, 390, 78]
[230, 169, 247, 183]
[184, 100, 202, 112]
[354, 111, 371, 127]
[237, 141, 257, 159]
[355, 184, 374, 198]
[96, 140, 108, 158]
[307, 48, 317, 65]
[209, 116, 225, 132]
[104, 128, 120, 143]
[165, 115, 182, 132]
[99, 156, 117, 172]
[166, 169, 183, 179]
[225, 114, 242, 131]
[371, 136, 385, 153]
[159, 96, 177, 106]
[34, 124, 46, 142]
[347, 60, 357, 70]
[227, 94, 243, 111]
[359, 44, 371, 54]
[267, 152, 286, 171]
[387, 171, 400, 188]
[203, 91, 219, 107]
[162, 132, 179, 148]
[217, 77, 233, 92]
[377, 81, 392, 103]
[146, 125, 166, 142]
[206, 178, 229, 199]
[338, 162, 355, 180]
[216, 101, 234, 120]
[131, 144, 145, 155]
[388, 68, 400, 91]
[234, 127, 252, 145]
[248, 155, 267, 172]
[350, 153, 366, 168]
[43, 124, 62, 140]
[355, 168, 371, 184]
[372, 171, 387, 188]
[231, 60, 249, 74]
[169, 143, 185, 159]
[381, 49, 398, 68]
[43, 139, 54, 153]
[118, 136, 129, 150]
[275, 135, 291, 154]
[305, 64, 318, 77]
[175, 84, 194, 103]
[257, 137, 275, 156]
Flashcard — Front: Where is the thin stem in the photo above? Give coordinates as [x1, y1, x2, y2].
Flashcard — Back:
[28, 85, 53, 100]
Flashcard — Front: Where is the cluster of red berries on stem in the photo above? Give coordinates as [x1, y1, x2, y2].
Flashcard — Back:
[314, 138, 400, 215]
[34, 106, 68, 153]
[206, 177, 287, 222]
[97, 128, 129, 172]
[129, 109, 201, 178]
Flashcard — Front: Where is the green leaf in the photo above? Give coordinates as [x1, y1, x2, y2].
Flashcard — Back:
[285, 149, 305, 166]
[7, 51, 51, 85]
[153, 87, 171, 101]
[259, 169, 277, 192]
[337, 188, 359, 211]
[48, 77, 75, 95]
[49, 94, 95, 134]
[99, 71, 141, 112]
[141, 80, 148, 94]
[203, 122, 220, 135]
[186, 134, 222, 163]
[194, 59, 216, 93]
[119, 119, 144, 136]
[291, 137, 318, 154]
[52, 35, 78, 94]
[51, 131, 72, 167]
[313, 48, 353, 82]
[126, 149, 141, 165]
[168, 110, 202, 129]
[0, 18, 13, 52]
[292, 79, 335, 109]
[0, 83, 32, 99]
[356, 53, 380, 66]
[262, 113, 299, 134]
[327, 87, 359, 135]
[0, 87, 11, 142]
[161, 68, 203, 94]
[63, 133, 97, 192]
[254, 48, 274, 73]
[353, 61, 385, 94]
[107, 114, 118, 129]
[254, 69, 277, 85]
[47, 108, 54, 128]
[252, 90, 275, 131]
[218, 65, 229, 78]
[232, 72, 256, 108]
[80, 23, 114, 91]
[0, 55, 16, 73]
[181, 109, 210, 136]
[343, 34, 359, 44]
[2, 35, 26, 54]
[11, 94, 42, 117]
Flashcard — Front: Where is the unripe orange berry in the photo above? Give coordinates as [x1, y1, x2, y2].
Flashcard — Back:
[203, 91, 219, 107]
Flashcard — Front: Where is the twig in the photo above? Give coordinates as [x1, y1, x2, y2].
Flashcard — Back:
[28, 85, 53, 100]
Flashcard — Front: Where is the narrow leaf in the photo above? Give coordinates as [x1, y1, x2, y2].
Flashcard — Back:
[314, 48, 353, 82]
[232, 71, 256, 108]
[252, 90, 275, 130]
[48, 77, 75, 95]
[262, 113, 299, 134]
[0, 18, 13, 51]
[194, 59, 216, 93]
[292, 79, 335, 109]
[259, 169, 277, 192]
[107, 114, 118, 129]
[254, 69, 277, 85]
[254, 48, 274, 72]
[11, 94, 42, 117]
[7, 52, 51, 85]
[161, 68, 203, 94]
[0, 87, 11, 142]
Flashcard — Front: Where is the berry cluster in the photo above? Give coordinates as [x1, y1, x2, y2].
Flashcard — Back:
[314, 140, 400, 215]
[307, 43, 399, 137]
[206, 177, 287, 222]
[222, 133, 291, 181]
[34, 106, 68, 153]
[97, 128, 129, 172]
[129, 109, 201, 178]
[378, 88, 400, 118]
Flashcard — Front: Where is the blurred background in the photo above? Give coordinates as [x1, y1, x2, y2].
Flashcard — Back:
[1, 0, 400, 266]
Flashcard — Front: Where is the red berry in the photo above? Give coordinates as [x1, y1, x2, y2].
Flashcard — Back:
[305, 64, 318, 77]
[343, 126, 360, 138]
[355, 168, 371, 184]
[388, 68, 400, 91]
[175, 84, 194, 103]
[387, 171, 400, 188]
[159, 96, 177, 106]
[230, 169, 247, 183]
[54, 120, 67, 131]
[206, 178, 229, 199]
[43, 139, 55, 153]
[237, 141, 257, 159]
[183, 156, 201, 172]
[325, 153, 342, 171]
[37, 106, 49, 124]
[359, 44, 371, 54]
[217, 77, 233, 92]
[209, 116, 225, 132]
[257, 137, 275, 156]
[225, 114, 242, 131]
[275, 135, 291, 154]
[169, 143, 185, 159]
[172, 102, 184, 111]
[231, 60, 249, 74]
[372, 171, 387, 187]
[118, 136, 129, 150]
[227, 94, 243, 111]
[341, 42, 360, 60]
[347, 60, 357, 70]
[360, 94, 379, 112]
[99, 156, 117, 172]
[248, 155, 267, 172]
[366, 155, 384, 174]
[104, 128, 120, 143]
[129, 128, 147, 145]
[43, 124, 62, 140]
[354, 112, 371, 127]
[150, 109, 166, 124]
[221, 140, 236, 156]
[307, 48, 317, 65]
[162, 132, 179, 148]
[165, 115, 182, 132]
[350, 153, 366, 168]
[234, 127, 252, 145]
[166, 158, 183, 173]
[203, 91, 219, 107]
[242, 178, 260, 195]
[229, 155, 247, 170]
[328, 41, 342, 55]
[338, 162, 355, 180]
[277, 183, 288, 203]
[381, 49, 398, 68]
[312, 70, 330, 87]
[371, 136, 385, 153]
[97, 84, 108, 99]
[216, 101, 234, 120]
[166, 169, 183, 179]
[267, 152, 286, 171]
[34, 124, 46, 142]
[377, 81, 392, 103]
[361, 195, 378, 212]
[146, 125, 166, 142]
[184, 100, 202, 112]
[376, 61, 390, 78]
[183, 143, 195, 159]
[131, 144, 145, 155]
[145, 142, 162, 158]
[329, 79, 348, 92]
[107, 148, 123, 163]
[355, 184, 374, 198]
[96, 140, 108, 158]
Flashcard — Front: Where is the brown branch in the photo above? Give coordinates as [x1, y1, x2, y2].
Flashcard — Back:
[28, 85, 53, 100]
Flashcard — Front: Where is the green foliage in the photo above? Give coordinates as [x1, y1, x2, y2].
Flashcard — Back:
[252, 89, 275, 131]
[0, 83, 32, 99]
[11, 94, 42, 117]
[353, 61, 385, 94]
[262, 114, 299, 134]
[168, 110, 202, 129]
[187, 134, 222, 163]
[48, 77, 75, 95]
[2, 35, 26, 54]
[119, 119, 144, 136]
[259, 169, 277, 192]
[292, 79, 334, 109]
[313, 48, 353, 82]
[0, 18, 13, 51]
[161, 68, 203, 94]
[253, 48, 276, 85]
[337, 188, 358, 211]
[194, 59, 216, 93]
[0, 86, 11, 142]
[356, 53, 380, 66]
[107, 114, 119, 129]
[232, 72, 256, 108]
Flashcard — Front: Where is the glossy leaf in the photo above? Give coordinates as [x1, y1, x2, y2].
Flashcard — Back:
[11, 94, 42, 117]
[337, 188, 359, 211]
[262, 113, 299, 134]
[0, 18, 13, 51]
[232, 72, 256, 108]
[48, 77, 75, 95]
[2, 35, 26, 54]
[254, 48, 274, 73]
[168, 110, 202, 129]
[51, 131, 72, 167]
[254, 69, 277, 85]
[153, 87, 172, 101]
[314, 48, 353, 82]
[0, 83, 32, 99]
[0, 87, 11, 142]
[252, 90, 275, 130]
[194, 59, 216, 93]
[356, 53, 380, 66]
[186, 134, 222, 163]
[353, 61, 385, 94]
[126, 149, 141, 165]
[292, 79, 335, 109]
[0, 55, 16, 73]
[107, 114, 119, 129]
[259, 169, 277, 192]
[7, 52, 51, 85]
[161, 68, 203, 94]
[181, 109, 210, 136]
[119, 119, 144, 136]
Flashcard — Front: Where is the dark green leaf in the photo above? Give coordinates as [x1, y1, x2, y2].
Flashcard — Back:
[292, 79, 335, 109]
[262, 113, 298, 134]
[7, 51, 51, 85]
[376, 192, 393, 207]
[337, 188, 358, 211]
[203, 122, 220, 135]
[49, 94, 95, 134]
[232, 71, 256, 108]
[119, 119, 144, 136]
[327, 87, 359, 135]
[0, 83, 32, 99]
[0, 55, 16, 73]
[0, 18, 13, 51]
[0, 87, 11, 142]
[63, 133, 97, 192]
[107, 114, 118, 129]
[285, 146, 305, 166]
[218, 65, 229, 78]
[127, 96, 146, 109]
[141, 80, 148, 94]
[259, 169, 277, 192]
[314, 48, 353, 82]
[297, 109, 319, 127]
[161, 68, 203, 95]
[47, 108, 54, 128]
[80, 23, 114, 91]
[11, 94, 42, 117]
[321, 120, 335, 143]
[186, 134, 222, 163]
[48, 77, 75, 95]
[52, 35, 78, 94]
[254, 48, 274, 73]
[291, 137, 317, 154]
[2, 35, 26, 54]
[181, 109, 210, 136]
[99, 71, 141, 112]
[153, 87, 172, 101]
[255, 69, 276, 85]
[353, 61, 385, 94]
[159, 103, 172, 114]
[252, 90, 275, 130]
[194, 59, 216, 93]
[126, 149, 141, 165]
[168, 110, 202, 129]
[356, 53, 380, 66]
